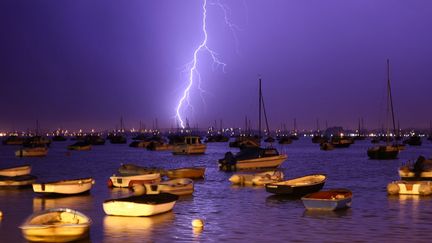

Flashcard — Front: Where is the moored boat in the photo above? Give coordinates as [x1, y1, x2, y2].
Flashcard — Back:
[0, 174, 37, 188]
[0, 164, 31, 177]
[103, 193, 178, 217]
[117, 164, 163, 175]
[320, 142, 334, 151]
[387, 181, 432, 195]
[32, 178, 95, 195]
[218, 147, 287, 171]
[165, 167, 205, 179]
[398, 156, 432, 180]
[301, 189, 352, 211]
[229, 171, 284, 186]
[172, 136, 206, 155]
[67, 141, 92, 151]
[108, 173, 161, 188]
[20, 208, 91, 242]
[135, 178, 194, 196]
[367, 145, 399, 160]
[15, 146, 48, 157]
[265, 174, 326, 196]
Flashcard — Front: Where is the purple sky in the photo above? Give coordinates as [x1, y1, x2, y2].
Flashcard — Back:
[1, 0, 431, 132]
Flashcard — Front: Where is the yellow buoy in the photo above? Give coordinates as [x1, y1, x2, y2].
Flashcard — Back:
[192, 218, 204, 228]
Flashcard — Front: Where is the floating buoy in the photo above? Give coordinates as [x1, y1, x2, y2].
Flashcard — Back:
[192, 218, 204, 228]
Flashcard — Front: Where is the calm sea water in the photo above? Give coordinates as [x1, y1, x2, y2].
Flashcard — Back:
[1, 138, 432, 242]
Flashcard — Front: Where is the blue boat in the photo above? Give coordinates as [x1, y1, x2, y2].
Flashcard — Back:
[301, 189, 352, 211]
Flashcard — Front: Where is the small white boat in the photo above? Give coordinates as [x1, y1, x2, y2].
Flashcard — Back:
[135, 178, 194, 196]
[15, 146, 48, 157]
[32, 178, 95, 195]
[20, 208, 91, 242]
[0, 164, 31, 177]
[301, 189, 352, 211]
[108, 173, 161, 188]
[229, 171, 284, 186]
[172, 136, 207, 155]
[387, 181, 432, 195]
[0, 174, 37, 188]
[103, 193, 178, 217]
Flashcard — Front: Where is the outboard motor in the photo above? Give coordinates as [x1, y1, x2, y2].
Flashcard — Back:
[219, 152, 237, 171]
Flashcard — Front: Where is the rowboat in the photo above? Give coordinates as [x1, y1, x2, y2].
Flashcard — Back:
[103, 193, 178, 217]
[229, 171, 284, 186]
[387, 181, 432, 195]
[134, 178, 194, 196]
[0, 174, 37, 188]
[117, 164, 163, 176]
[32, 178, 95, 195]
[219, 147, 287, 171]
[0, 164, 31, 177]
[172, 136, 206, 155]
[15, 146, 48, 157]
[20, 208, 91, 242]
[265, 174, 326, 196]
[165, 167, 205, 179]
[301, 189, 352, 210]
[108, 173, 161, 188]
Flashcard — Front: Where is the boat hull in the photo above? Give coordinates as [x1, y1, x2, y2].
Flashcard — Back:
[20, 208, 90, 243]
[165, 167, 205, 179]
[109, 174, 161, 188]
[172, 144, 207, 155]
[0, 165, 31, 177]
[15, 147, 48, 157]
[32, 178, 95, 195]
[367, 146, 399, 160]
[387, 181, 432, 195]
[0, 174, 37, 188]
[229, 155, 287, 171]
[265, 174, 326, 196]
[103, 193, 178, 217]
[301, 189, 352, 210]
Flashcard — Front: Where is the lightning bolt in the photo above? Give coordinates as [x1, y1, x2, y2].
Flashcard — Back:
[175, 0, 236, 129]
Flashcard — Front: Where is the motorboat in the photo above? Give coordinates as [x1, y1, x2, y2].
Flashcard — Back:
[172, 136, 206, 155]
[20, 208, 91, 242]
[387, 181, 432, 195]
[218, 147, 287, 171]
[108, 173, 161, 188]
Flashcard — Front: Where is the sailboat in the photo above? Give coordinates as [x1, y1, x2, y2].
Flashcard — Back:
[367, 59, 400, 160]
[108, 117, 127, 144]
[218, 78, 287, 171]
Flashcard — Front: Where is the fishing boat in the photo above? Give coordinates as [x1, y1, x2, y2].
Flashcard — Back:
[134, 178, 194, 196]
[265, 174, 326, 196]
[398, 156, 432, 180]
[229, 171, 284, 186]
[301, 189, 352, 211]
[0, 164, 31, 177]
[367, 60, 400, 160]
[165, 167, 205, 179]
[20, 208, 91, 242]
[103, 193, 178, 217]
[15, 146, 48, 157]
[117, 164, 163, 176]
[32, 178, 95, 195]
[108, 173, 161, 188]
[172, 136, 206, 155]
[387, 181, 432, 195]
[0, 174, 37, 188]
[67, 141, 92, 151]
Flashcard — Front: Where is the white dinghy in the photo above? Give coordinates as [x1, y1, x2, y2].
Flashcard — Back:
[32, 178, 95, 195]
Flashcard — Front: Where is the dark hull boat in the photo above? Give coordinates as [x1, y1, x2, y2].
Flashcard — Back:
[265, 174, 326, 196]
[367, 145, 398, 160]
[403, 136, 422, 146]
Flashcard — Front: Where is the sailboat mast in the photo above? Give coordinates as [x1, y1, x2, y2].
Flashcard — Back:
[387, 59, 397, 140]
[259, 78, 262, 138]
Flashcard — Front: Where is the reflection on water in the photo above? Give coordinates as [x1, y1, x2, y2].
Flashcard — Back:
[33, 194, 94, 212]
[302, 208, 352, 219]
[103, 212, 174, 242]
